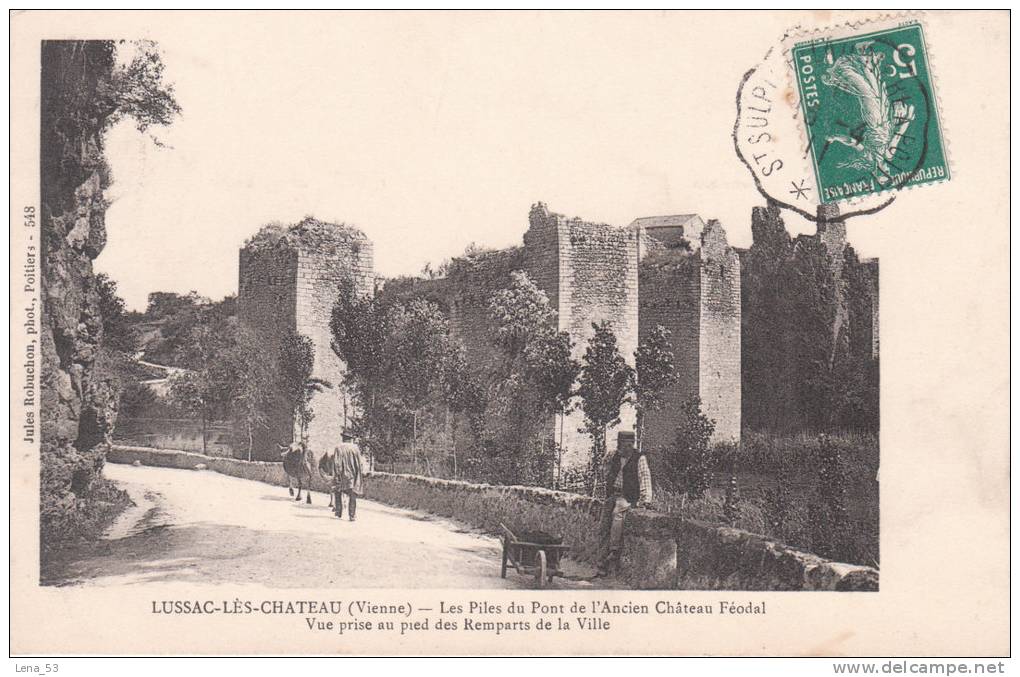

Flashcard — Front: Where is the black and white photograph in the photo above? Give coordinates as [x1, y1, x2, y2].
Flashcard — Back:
[10, 9, 1009, 658]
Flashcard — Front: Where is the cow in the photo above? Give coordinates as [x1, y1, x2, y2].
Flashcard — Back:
[279, 442, 315, 504]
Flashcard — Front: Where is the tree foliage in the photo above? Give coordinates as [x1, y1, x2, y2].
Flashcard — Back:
[95, 273, 139, 354]
[213, 325, 275, 460]
[632, 324, 678, 454]
[331, 280, 455, 469]
[139, 292, 237, 369]
[742, 206, 879, 433]
[91, 273, 144, 410]
[578, 321, 632, 435]
[99, 40, 182, 137]
[163, 316, 258, 454]
[42, 40, 180, 201]
[388, 298, 454, 471]
[390, 298, 452, 416]
[330, 278, 397, 460]
[480, 271, 580, 485]
[809, 434, 855, 561]
[662, 397, 716, 497]
[279, 330, 331, 441]
[333, 268, 580, 485]
[488, 271, 557, 358]
[577, 320, 633, 493]
[441, 345, 487, 439]
[167, 369, 216, 454]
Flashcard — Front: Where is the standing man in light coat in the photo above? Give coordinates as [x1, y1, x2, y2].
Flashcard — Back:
[332, 430, 364, 521]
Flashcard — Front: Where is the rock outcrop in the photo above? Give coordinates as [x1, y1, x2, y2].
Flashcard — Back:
[40, 39, 179, 547]
[39, 42, 122, 546]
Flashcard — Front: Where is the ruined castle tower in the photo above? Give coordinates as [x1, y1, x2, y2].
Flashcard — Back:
[816, 203, 881, 360]
[740, 203, 879, 432]
[817, 204, 850, 367]
[238, 218, 374, 461]
[863, 258, 880, 358]
[634, 215, 742, 454]
[524, 203, 641, 470]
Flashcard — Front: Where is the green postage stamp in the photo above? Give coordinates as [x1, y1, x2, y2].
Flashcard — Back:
[791, 19, 950, 204]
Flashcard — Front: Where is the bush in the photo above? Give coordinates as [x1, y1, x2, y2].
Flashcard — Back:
[558, 461, 597, 496]
[808, 434, 856, 562]
[460, 436, 555, 488]
[736, 430, 879, 482]
[662, 398, 716, 496]
[654, 491, 768, 537]
[654, 430, 878, 567]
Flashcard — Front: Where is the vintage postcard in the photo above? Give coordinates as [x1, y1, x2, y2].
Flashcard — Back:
[9, 10, 1009, 657]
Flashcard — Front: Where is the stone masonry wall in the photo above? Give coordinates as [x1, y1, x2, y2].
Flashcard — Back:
[446, 248, 525, 369]
[523, 203, 565, 317]
[525, 203, 640, 470]
[380, 248, 529, 467]
[863, 258, 880, 359]
[294, 232, 374, 461]
[238, 219, 374, 462]
[638, 218, 742, 452]
[238, 205, 741, 472]
[638, 252, 701, 457]
[698, 220, 742, 442]
[816, 204, 849, 367]
[237, 244, 298, 460]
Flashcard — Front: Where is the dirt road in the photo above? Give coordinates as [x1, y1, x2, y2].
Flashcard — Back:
[43, 463, 597, 589]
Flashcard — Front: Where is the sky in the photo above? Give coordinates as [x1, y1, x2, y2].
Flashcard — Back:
[96, 12, 891, 310]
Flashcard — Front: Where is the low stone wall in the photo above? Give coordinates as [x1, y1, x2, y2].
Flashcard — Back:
[108, 445, 327, 491]
[107, 445, 878, 591]
[112, 418, 237, 457]
[675, 520, 879, 591]
[364, 472, 604, 565]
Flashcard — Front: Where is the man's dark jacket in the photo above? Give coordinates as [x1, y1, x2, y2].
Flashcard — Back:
[605, 453, 643, 504]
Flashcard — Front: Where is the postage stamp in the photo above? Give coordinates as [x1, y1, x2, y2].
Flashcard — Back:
[790, 19, 950, 204]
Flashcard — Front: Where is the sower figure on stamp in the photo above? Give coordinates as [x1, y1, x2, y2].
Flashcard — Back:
[596, 431, 653, 577]
[331, 430, 364, 521]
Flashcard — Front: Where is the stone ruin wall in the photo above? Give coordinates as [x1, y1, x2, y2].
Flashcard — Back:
[397, 204, 647, 473]
[525, 204, 640, 469]
[294, 235, 374, 462]
[445, 247, 525, 370]
[238, 205, 745, 473]
[237, 244, 298, 461]
[811, 205, 880, 365]
[638, 252, 702, 457]
[863, 258, 880, 358]
[382, 249, 527, 469]
[696, 221, 742, 442]
[238, 220, 374, 462]
[637, 219, 742, 458]
[233, 201, 880, 481]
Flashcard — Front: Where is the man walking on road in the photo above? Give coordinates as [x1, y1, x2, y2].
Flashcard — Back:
[332, 432, 364, 521]
[596, 431, 653, 577]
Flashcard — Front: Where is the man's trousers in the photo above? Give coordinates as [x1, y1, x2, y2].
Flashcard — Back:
[333, 490, 357, 519]
[598, 494, 632, 570]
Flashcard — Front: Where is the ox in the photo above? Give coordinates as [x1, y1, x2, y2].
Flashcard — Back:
[279, 442, 315, 504]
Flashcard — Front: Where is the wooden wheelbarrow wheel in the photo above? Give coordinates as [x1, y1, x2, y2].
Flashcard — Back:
[534, 550, 547, 588]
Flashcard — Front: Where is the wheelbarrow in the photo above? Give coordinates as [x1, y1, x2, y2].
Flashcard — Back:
[499, 523, 571, 588]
